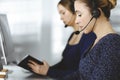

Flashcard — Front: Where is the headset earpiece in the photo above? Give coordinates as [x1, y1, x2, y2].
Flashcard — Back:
[92, 9, 100, 18]
[91, 0, 101, 18]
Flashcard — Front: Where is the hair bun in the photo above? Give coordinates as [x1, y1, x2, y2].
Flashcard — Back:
[108, 0, 117, 9]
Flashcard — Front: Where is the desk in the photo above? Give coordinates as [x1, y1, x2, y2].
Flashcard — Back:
[3, 65, 54, 80]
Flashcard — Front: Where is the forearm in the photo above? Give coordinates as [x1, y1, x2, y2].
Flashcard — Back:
[57, 70, 82, 80]
[47, 67, 76, 78]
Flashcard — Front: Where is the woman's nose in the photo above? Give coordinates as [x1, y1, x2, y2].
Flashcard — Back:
[60, 16, 64, 20]
[75, 18, 79, 25]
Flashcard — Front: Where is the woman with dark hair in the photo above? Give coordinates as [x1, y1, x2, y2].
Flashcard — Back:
[61, 0, 120, 80]
[28, 0, 96, 79]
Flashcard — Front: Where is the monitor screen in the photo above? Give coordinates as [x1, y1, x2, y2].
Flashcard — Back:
[0, 14, 14, 65]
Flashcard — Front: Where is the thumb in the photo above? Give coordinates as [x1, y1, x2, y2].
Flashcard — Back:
[43, 60, 49, 66]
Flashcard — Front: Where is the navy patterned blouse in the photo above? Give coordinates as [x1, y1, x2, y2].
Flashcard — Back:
[61, 33, 120, 80]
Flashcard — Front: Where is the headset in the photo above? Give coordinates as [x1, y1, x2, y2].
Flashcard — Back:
[74, 0, 101, 35]
[91, 0, 101, 19]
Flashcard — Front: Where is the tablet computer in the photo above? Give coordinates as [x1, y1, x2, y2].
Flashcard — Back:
[18, 55, 43, 72]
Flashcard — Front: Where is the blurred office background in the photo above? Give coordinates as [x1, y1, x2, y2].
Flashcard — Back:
[0, 0, 120, 65]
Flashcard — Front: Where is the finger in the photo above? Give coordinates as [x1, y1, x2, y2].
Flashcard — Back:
[42, 60, 48, 66]
[28, 63, 35, 68]
[28, 60, 35, 64]
[28, 64, 38, 72]
[28, 60, 38, 66]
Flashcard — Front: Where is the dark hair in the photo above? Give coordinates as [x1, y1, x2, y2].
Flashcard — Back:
[75, 0, 117, 19]
[58, 0, 75, 14]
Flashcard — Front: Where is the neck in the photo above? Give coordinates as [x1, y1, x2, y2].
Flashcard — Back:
[68, 15, 76, 28]
[93, 16, 115, 39]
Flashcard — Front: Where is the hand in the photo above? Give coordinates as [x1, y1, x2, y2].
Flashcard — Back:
[28, 60, 49, 75]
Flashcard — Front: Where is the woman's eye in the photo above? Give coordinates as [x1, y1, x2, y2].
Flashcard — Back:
[62, 12, 65, 15]
[78, 14, 82, 17]
[76, 13, 82, 17]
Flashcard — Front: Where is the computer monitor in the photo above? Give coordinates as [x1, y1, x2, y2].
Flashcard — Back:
[0, 14, 14, 65]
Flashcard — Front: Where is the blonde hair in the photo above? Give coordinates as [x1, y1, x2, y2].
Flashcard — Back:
[98, 0, 117, 9]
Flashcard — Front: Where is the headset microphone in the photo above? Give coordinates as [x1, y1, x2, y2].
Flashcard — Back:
[74, 16, 94, 35]
[64, 25, 68, 28]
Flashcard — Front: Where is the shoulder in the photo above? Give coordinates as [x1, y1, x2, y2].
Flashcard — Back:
[81, 32, 97, 44]
[82, 31, 97, 39]
[93, 34, 120, 66]
[96, 33, 120, 57]
[103, 33, 120, 41]
[93, 33, 120, 58]
[98, 33, 120, 47]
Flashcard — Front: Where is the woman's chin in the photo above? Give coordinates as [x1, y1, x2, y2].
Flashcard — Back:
[83, 30, 90, 34]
